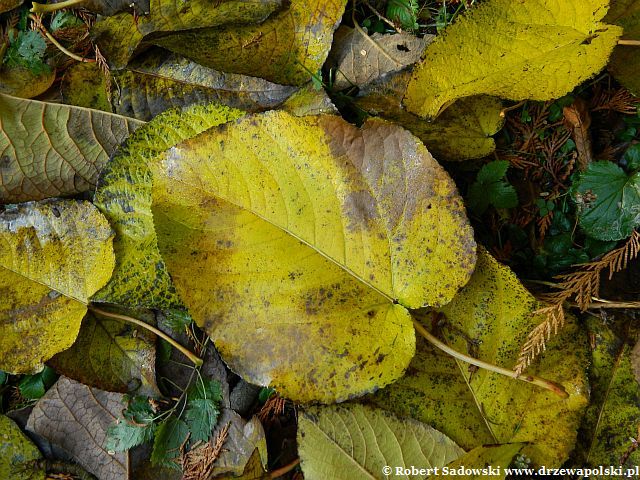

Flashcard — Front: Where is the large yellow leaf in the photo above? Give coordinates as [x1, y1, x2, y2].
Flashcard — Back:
[404, 0, 623, 119]
[0, 94, 142, 203]
[0, 200, 115, 373]
[151, 111, 476, 402]
[370, 249, 588, 467]
[154, 0, 347, 86]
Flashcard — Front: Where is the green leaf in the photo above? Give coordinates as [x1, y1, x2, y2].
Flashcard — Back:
[356, 71, 504, 161]
[444, 444, 525, 480]
[105, 421, 155, 452]
[49, 311, 158, 396]
[18, 366, 57, 400]
[184, 398, 220, 443]
[624, 143, 640, 171]
[153, 0, 348, 86]
[386, 0, 419, 31]
[92, 0, 282, 69]
[111, 49, 296, 121]
[606, 0, 640, 95]
[0, 415, 45, 480]
[573, 160, 640, 241]
[4, 30, 49, 75]
[50, 12, 83, 32]
[371, 249, 589, 467]
[150, 111, 476, 403]
[0, 371, 6, 384]
[124, 395, 157, 425]
[573, 314, 640, 467]
[0, 93, 142, 203]
[151, 417, 189, 469]
[0, 200, 115, 374]
[92, 103, 245, 309]
[187, 377, 222, 403]
[297, 404, 464, 480]
[468, 161, 518, 214]
[60, 63, 112, 112]
[404, 0, 623, 118]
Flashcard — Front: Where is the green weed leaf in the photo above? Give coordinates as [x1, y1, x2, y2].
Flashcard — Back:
[468, 160, 518, 214]
[151, 417, 189, 469]
[105, 421, 155, 452]
[184, 398, 219, 443]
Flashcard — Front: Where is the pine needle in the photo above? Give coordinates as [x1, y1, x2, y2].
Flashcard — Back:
[516, 230, 640, 374]
[181, 422, 230, 480]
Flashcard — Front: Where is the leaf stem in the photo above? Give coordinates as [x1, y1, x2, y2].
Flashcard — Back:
[89, 306, 203, 367]
[30, 0, 85, 14]
[270, 458, 301, 479]
[28, 14, 95, 63]
[412, 318, 568, 398]
[618, 39, 640, 46]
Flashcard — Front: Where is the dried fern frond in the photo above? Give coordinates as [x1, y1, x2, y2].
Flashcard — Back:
[516, 230, 640, 373]
[515, 303, 565, 375]
[591, 87, 639, 114]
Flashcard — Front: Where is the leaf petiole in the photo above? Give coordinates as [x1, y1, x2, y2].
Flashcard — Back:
[412, 318, 569, 398]
[89, 306, 203, 367]
[30, 0, 85, 14]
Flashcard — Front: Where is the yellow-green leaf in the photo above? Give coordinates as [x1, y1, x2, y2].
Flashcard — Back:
[298, 404, 464, 480]
[49, 311, 158, 395]
[61, 63, 112, 112]
[441, 444, 524, 480]
[91, 0, 282, 69]
[0, 64, 54, 99]
[0, 93, 142, 203]
[93, 104, 245, 309]
[154, 0, 347, 86]
[0, 200, 115, 373]
[0, 415, 45, 480]
[404, 0, 623, 119]
[112, 49, 297, 121]
[573, 314, 640, 467]
[151, 110, 476, 402]
[606, 0, 640, 95]
[370, 249, 588, 467]
[356, 71, 504, 161]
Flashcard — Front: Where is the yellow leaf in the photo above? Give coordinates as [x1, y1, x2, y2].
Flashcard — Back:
[0, 415, 45, 480]
[371, 249, 588, 467]
[151, 111, 476, 402]
[404, 0, 622, 119]
[0, 200, 115, 373]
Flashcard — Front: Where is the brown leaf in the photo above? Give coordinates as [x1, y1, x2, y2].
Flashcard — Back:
[327, 26, 431, 90]
[562, 98, 593, 171]
[26, 376, 129, 480]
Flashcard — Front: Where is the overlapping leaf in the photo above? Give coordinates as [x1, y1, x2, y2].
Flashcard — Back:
[370, 249, 589, 467]
[356, 71, 504, 161]
[606, 0, 640, 95]
[0, 415, 45, 480]
[404, 0, 622, 118]
[0, 94, 142, 203]
[154, 0, 347, 86]
[93, 104, 245, 308]
[297, 404, 463, 480]
[112, 50, 297, 121]
[91, 0, 282, 69]
[151, 110, 476, 402]
[0, 200, 115, 373]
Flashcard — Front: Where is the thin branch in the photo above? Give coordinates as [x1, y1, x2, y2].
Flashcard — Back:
[618, 39, 640, 46]
[90, 306, 203, 367]
[271, 458, 301, 479]
[31, 0, 85, 14]
[351, 0, 403, 67]
[412, 318, 568, 398]
[362, 0, 402, 32]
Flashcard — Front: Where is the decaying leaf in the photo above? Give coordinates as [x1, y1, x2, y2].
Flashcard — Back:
[562, 98, 593, 171]
[298, 404, 463, 480]
[66, 0, 149, 16]
[356, 71, 504, 161]
[280, 84, 338, 117]
[404, 0, 622, 118]
[27, 376, 129, 480]
[370, 249, 589, 467]
[93, 104, 245, 309]
[111, 49, 297, 121]
[61, 63, 112, 112]
[0, 200, 115, 373]
[0, 0, 22, 14]
[216, 448, 269, 480]
[154, 0, 347, 86]
[49, 311, 158, 396]
[91, 0, 282, 69]
[0, 415, 45, 480]
[151, 110, 476, 402]
[574, 315, 640, 468]
[0, 64, 55, 99]
[443, 444, 525, 480]
[0, 93, 142, 203]
[606, 0, 640, 95]
[327, 26, 432, 90]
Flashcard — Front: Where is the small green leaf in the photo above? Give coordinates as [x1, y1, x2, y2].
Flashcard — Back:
[50, 12, 83, 31]
[18, 366, 58, 400]
[105, 421, 155, 452]
[124, 396, 157, 425]
[386, 0, 419, 31]
[624, 144, 640, 171]
[468, 161, 518, 214]
[477, 160, 510, 183]
[151, 417, 189, 469]
[0, 371, 6, 384]
[4, 30, 50, 75]
[184, 398, 219, 443]
[187, 378, 222, 403]
[573, 161, 640, 241]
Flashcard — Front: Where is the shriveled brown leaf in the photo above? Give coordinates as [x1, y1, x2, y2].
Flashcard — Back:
[327, 26, 431, 90]
[26, 377, 128, 480]
[562, 98, 592, 171]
